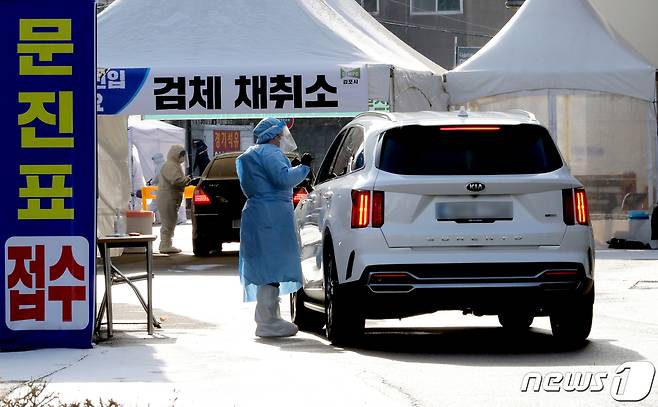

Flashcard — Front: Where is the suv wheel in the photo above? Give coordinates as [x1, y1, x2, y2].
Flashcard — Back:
[498, 312, 534, 331]
[324, 243, 364, 346]
[290, 290, 325, 332]
[550, 289, 594, 348]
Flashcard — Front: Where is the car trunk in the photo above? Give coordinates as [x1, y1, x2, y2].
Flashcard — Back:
[195, 179, 245, 221]
[374, 123, 570, 248]
[374, 173, 569, 248]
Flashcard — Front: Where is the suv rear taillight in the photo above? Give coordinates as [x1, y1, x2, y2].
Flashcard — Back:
[351, 190, 384, 228]
[351, 190, 370, 228]
[193, 187, 212, 206]
[574, 189, 590, 225]
[562, 187, 589, 225]
[293, 187, 308, 206]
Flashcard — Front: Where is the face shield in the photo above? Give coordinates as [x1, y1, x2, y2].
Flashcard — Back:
[279, 125, 297, 152]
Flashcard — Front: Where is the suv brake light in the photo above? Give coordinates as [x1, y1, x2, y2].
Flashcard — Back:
[439, 126, 500, 131]
[562, 188, 589, 225]
[193, 187, 212, 206]
[293, 187, 308, 206]
[351, 190, 370, 228]
[574, 188, 590, 225]
[351, 190, 385, 228]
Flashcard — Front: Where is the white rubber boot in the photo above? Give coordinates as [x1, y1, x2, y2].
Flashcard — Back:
[158, 236, 181, 254]
[255, 285, 298, 337]
[159, 245, 182, 254]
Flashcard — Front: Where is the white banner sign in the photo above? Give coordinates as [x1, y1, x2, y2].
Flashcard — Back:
[97, 66, 368, 116]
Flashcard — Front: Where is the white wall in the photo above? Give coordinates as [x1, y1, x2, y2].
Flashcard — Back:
[590, 0, 658, 67]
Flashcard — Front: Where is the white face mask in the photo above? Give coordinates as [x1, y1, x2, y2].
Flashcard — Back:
[279, 126, 297, 152]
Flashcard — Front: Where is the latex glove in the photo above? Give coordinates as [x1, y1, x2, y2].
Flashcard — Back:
[300, 153, 313, 167]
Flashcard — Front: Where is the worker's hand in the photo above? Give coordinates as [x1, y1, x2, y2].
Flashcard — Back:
[184, 176, 192, 185]
[300, 153, 313, 167]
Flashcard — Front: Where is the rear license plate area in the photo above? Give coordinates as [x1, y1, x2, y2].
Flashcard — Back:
[436, 202, 512, 223]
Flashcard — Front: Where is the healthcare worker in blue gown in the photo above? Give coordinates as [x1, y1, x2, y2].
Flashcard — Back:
[236, 118, 313, 337]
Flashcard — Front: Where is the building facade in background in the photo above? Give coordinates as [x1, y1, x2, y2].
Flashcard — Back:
[357, 0, 516, 68]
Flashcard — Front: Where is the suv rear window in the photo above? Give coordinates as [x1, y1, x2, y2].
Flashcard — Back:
[207, 157, 237, 178]
[378, 124, 563, 175]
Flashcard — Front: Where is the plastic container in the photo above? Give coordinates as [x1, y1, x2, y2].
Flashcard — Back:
[113, 208, 127, 235]
[126, 210, 154, 235]
[627, 210, 651, 244]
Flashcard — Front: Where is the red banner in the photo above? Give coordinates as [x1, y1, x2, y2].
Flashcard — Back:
[213, 130, 240, 153]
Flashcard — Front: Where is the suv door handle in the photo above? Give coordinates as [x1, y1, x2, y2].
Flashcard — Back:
[323, 191, 334, 199]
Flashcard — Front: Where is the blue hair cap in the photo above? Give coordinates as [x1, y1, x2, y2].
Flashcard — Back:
[254, 117, 285, 144]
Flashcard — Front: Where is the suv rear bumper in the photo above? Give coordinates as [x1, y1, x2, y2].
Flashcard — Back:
[344, 262, 593, 319]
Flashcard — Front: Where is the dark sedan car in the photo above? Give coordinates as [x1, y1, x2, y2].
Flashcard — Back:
[191, 151, 313, 256]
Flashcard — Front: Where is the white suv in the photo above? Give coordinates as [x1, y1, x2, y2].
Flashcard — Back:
[291, 110, 595, 347]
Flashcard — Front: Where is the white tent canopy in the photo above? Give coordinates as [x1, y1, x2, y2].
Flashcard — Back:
[128, 117, 185, 185]
[445, 0, 657, 245]
[97, 0, 448, 115]
[446, 0, 655, 105]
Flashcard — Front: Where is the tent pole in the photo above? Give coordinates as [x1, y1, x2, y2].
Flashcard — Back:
[185, 121, 193, 175]
[647, 102, 657, 209]
[647, 75, 658, 210]
[548, 90, 558, 143]
[389, 66, 395, 112]
[649, 75, 658, 210]
[128, 126, 136, 210]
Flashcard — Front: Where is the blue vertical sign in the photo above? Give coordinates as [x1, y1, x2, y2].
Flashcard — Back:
[0, 1, 96, 350]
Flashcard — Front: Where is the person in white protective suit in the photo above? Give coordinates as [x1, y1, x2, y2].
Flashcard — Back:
[156, 145, 190, 254]
[236, 117, 313, 337]
[151, 151, 187, 224]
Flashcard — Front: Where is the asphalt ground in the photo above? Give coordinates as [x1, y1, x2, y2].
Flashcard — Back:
[1, 223, 657, 406]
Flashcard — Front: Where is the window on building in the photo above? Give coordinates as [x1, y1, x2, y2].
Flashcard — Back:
[358, 0, 379, 14]
[411, 0, 462, 15]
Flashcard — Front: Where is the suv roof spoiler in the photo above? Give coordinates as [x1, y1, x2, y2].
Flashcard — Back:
[354, 111, 396, 122]
[506, 109, 537, 122]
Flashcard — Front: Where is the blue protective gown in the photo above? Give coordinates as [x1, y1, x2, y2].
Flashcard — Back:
[236, 144, 310, 301]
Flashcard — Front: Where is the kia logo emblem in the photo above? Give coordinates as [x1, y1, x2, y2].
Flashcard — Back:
[466, 182, 485, 192]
